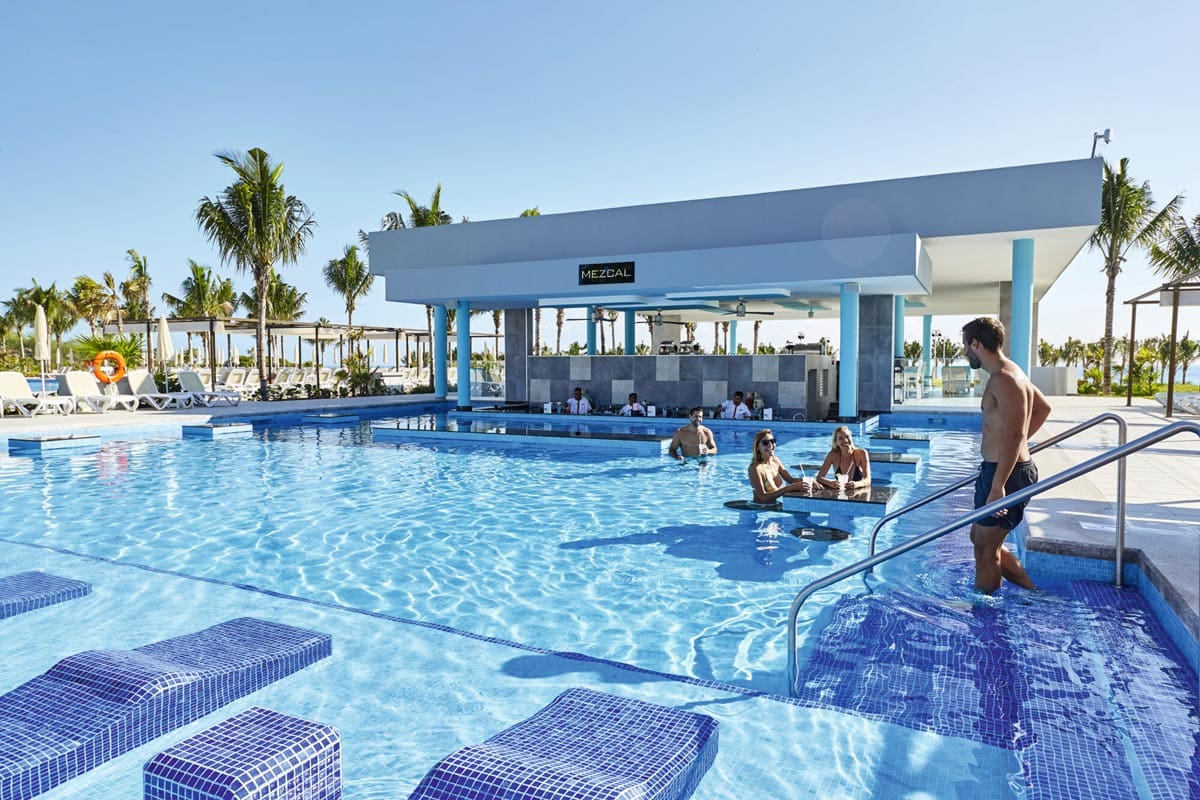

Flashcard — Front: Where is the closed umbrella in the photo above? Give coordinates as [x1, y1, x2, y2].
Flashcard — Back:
[157, 315, 175, 387]
[33, 304, 50, 395]
[230, 344, 240, 367]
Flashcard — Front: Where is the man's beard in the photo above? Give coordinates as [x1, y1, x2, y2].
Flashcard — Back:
[966, 352, 981, 370]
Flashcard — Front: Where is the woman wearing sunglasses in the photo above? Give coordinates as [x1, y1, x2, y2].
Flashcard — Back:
[748, 429, 813, 503]
[813, 425, 872, 491]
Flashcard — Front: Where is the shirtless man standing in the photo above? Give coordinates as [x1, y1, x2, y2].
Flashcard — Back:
[962, 317, 1052, 593]
[668, 407, 718, 460]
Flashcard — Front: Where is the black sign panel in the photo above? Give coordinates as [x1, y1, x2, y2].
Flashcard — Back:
[578, 261, 635, 286]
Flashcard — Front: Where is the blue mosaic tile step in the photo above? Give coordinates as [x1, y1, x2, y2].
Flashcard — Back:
[144, 706, 341, 800]
[0, 571, 91, 620]
[793, 581, 1200, 800]
[0, 617, 332, 800]
[407, 687, 718, 800]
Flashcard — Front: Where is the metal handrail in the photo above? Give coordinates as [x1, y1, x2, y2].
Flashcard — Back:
[868, 412, 1128, 581]
[786, 419, 1199, 697]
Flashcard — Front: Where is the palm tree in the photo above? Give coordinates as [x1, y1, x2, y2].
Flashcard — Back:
[67, 276, 111, 336]
[389, 183, 452, 381]
[753, 319, 762, 354]
[1176, 332, 1197, 384]
[322, 245, 374, 331]
[122, 249, 153, 319]
[195, 148, 316, 399]
[1089, 158, 1182, 393]
[1, 290, 33, 358]
[1037, 339, 1056, 367]
[102, 271, 123, 334]
[1061, 336, 1085, 367]
[1149, 213, 1200, 281]
[555, 308, 565, 354]
[25, 280, 76, 367]
[162, 260, 237, 364]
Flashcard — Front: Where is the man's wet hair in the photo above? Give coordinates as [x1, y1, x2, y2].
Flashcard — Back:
[962, 317, 1004, 352]
[690, 406, 703, 415]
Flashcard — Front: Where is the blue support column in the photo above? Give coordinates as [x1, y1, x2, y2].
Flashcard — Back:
[1011, 239, 1035, 373]
[839, 283, 860, 420]
[433, 304, 448, 398]
[893, 296, 905, 358]
[729, 320, 739, 354]
[623, 310, 636, 355]
[456, 300, 471, 409]
[922, 315, 932, 386]
[586, 306, 597, 355]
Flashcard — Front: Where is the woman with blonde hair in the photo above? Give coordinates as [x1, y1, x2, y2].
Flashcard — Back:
[748, 429, 813, 503]
[814, 425, 871, 491]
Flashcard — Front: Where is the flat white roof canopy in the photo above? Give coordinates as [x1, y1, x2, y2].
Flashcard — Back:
[368, 158, 1101, 322]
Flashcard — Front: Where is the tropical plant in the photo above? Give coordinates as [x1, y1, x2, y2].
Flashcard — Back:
[1038, 339, 1056, 366]
[23, 280, 77, 367]
[102, 271, 124, 334]
[335, 351, 383, 397]
[555, 308, 565, 354]
[161, 259, 237, 365]
[1176, 331, 1197, 384]
[1149, 213, 1200, 281]
[385, 183, 453, 382]
[122, 248, 153, 319]
[1089, 158, 1182, 393]
[75, 333, 144, 367]
[196, 148, 315, 400]
[753, 319, 762, 353]
[1, 288, 33, 358]
[322, 244, 373, 330]
[67, 276, 113, 336]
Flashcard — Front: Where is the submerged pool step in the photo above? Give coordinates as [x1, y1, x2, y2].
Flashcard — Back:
[8, 434, 101, 455]
[794, 580, 1198, 800]
[182, 423, 254, 439]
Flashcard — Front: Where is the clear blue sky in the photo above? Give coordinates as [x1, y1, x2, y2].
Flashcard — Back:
[2, 1, 1197, 353]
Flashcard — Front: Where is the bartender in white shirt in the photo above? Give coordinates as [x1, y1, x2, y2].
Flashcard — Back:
[714, 390, 752, 420]
[568, 387, 592, 415]
[619, 392, 646, 416]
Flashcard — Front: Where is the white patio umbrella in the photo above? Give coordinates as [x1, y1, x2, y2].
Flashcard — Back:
[157, 315, 175, 385]
[33, 304, 50, 395]
[230, 344, 240, 366]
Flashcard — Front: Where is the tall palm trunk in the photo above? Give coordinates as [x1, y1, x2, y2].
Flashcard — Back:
[556, 308, 564, 354]
[1102, 257, 1120, 394]
[753, 320, 761, 354]
[534, 308, 541, 354]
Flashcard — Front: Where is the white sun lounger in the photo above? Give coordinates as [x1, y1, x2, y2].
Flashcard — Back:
[119, 369, 194, 410]
[56, 371, 139, 413]
[0, 371, 75, 417]
[177, 369, 241, 407]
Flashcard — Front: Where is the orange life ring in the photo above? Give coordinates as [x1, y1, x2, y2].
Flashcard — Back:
[92, 350, 127, 384]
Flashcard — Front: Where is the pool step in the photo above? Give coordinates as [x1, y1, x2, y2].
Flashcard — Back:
[795, 582, 1198, 799]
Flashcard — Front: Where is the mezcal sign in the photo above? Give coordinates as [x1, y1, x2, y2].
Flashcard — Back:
[579, 261, 635, 285]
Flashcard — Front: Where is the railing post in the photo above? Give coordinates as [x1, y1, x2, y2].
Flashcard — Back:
[1114, 417, 1127, 587]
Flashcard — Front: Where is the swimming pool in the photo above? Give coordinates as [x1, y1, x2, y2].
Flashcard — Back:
[0, 410, 1196, 799]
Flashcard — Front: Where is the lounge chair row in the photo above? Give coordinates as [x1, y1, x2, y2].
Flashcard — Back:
[0, 370, 241, 417]
[1154, 391, 1200, 415]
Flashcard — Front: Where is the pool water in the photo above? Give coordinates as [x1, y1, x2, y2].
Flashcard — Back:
[0, 411, 1196, 800]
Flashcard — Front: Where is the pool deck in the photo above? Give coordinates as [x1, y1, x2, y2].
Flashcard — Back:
[2, 392, 1197, 640]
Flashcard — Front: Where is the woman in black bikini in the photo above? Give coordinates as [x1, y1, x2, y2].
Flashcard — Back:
[814, 425, 871, 491]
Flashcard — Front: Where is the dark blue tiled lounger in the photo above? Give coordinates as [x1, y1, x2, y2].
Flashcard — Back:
[0, 571, 92, 620]
[407, 687, 718, 800]
[145, 706, 341, 800]
[0, 617, 332, 800]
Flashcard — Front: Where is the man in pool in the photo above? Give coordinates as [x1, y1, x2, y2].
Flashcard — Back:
[962, 317, 1051, 593]
[668, 406, 718, 460]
